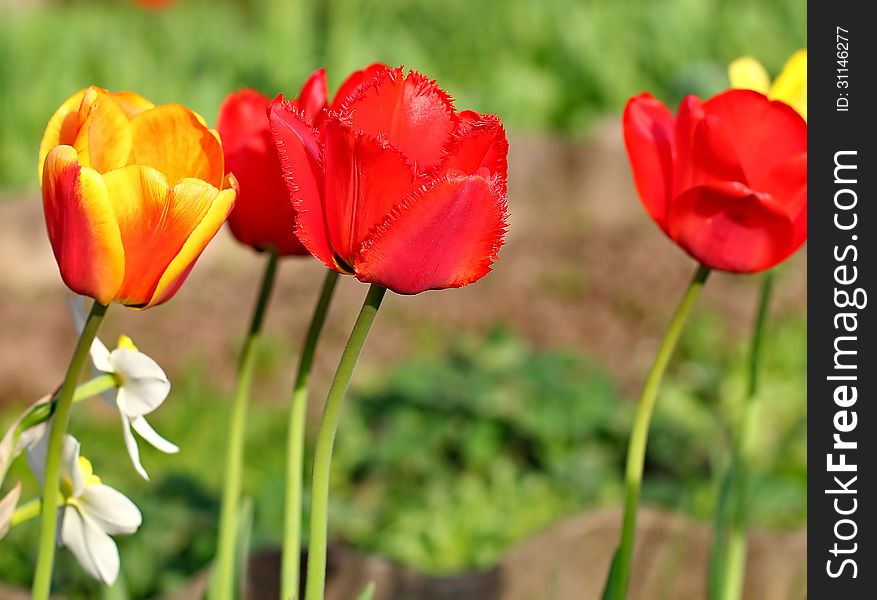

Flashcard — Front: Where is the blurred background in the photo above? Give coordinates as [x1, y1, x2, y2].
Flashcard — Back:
[0, 0, 806, 598]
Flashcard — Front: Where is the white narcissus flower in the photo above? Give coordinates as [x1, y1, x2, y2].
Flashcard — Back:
[68, 297, 178, 479]
[26, 431, 142, 584]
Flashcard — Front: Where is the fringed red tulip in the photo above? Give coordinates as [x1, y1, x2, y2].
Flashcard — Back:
[269, 66, 509, 295]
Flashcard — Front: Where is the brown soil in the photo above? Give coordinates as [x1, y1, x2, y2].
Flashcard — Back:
[155, 507, 804, 600]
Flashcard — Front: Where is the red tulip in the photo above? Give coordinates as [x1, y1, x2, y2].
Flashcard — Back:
[217, 71, 321, 256]
[217, 65, 388, 256]
[623, 89, 807, 273]
[269, 66, 509, 294]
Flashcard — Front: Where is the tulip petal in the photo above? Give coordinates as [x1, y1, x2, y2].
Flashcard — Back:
[672, 95, 705, 194]
[130, 416, 179, 454]
[219, 91, 308, 256]
[356, 174, 507, 294]
[217, 90, 272, 155]
[441, 114, 509, 188]
[331, 63, 388, 109]
[101, 165, 172, 304]
[269, 98, 333, 267]
[129, 104, 225, 188]
[702, 89, 806, 185]
[298, 68, 329, 122]
[148, 180, 236, 308]
[39, 89, 89, 180]
[42, 147, 125, 305]
[667, 182, 798, 273]
[728, 57, 771, 93]
[622, 93, 676, 229]
[686, 111, 747, 187]
[61, 506, 121, 584]
[71, 89, 133, 175]
[111, 348, 170, 417]
[323, 119, 419, 268]
[77, 483, 142, 535]
[752, 152, 808, 244]
[340, 67, 458, 171]
[109, 91, 155, 118]
[770, 50, 807, 120]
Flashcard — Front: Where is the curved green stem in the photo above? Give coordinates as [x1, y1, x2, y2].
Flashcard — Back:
[32, 300, 108, 600]
[611, 265, 710, 600]
[213, 250, 279, 600]
[709, 270, 775, 600]
[281, 269, 339, 600]
[14, 374, 118, 450]
[304, 284, 386, 600]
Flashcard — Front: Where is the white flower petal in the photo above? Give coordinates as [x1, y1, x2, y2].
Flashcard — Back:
[0, 482, 22, 540]
[120, 414, 150, 481]
[78, 484, 142, 536]
[66, 296, 112, 372]
[61, 505, 120, 584]
[26, 429, 82, 498]
[110, 349, 170, 418]
[130, 416, 179, 454]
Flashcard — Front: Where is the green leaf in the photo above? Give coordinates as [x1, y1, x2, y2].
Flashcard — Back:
[600, 548, 621, 600]
[356, 582, 376, 600]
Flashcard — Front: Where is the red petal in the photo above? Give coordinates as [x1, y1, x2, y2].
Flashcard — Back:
[355, 174, 508, 294]
[322, 118, 418, 268]
[622, 93, 676, 230]
[298, 68, 329, 123]
[268, 97, 332, 266]
[42, 146, 124, 305]
[666, 182, 800, 273]
[441, 113, 509, 190]
[752, 152, 807, 246]
[702, 89, 806, 184]
[331, 63, 389, 109]
[339, 67, 458, 172]
[218, 90, 308, 256]
[683, 111, 748, 189]
[672, 95, 704, 193]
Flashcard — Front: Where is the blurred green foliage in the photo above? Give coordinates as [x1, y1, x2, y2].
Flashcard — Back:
[0, 313, 805, 595]
[1, 0, 806, 188]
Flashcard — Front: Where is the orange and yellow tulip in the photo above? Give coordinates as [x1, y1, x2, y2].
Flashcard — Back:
[39, 86, 236, 308]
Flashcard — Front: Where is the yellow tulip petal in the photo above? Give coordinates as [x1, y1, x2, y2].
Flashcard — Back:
[148, 179, 235, 308]
[39, 89, 88, 180]
[41, 145, 125, 305]
[102, 164, 178, 306]
[770, 49, 807, 120]
[39, 87, 147, 179]
[109, 91, 155, 118]
[129, 104, 225, 188]
[728, 57, 771, 94]
[72, 88, 134, 174]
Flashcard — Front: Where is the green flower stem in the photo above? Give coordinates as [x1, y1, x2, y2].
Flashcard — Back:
[32, 300, 108, 600]
[281, 269, 339, 600]
[709, 270, 775, 600]
[613, 265, 710, 600]
[14, 374, 119, 447]
[213, 249, 279, 600]
[73, 374, 119, 403]
[305, 284, 386, 600]
[11, 497, 41, 527]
